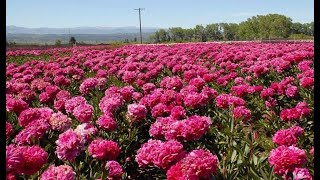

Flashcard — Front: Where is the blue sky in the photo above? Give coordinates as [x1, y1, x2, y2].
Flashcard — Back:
[6, 0, 314, 28]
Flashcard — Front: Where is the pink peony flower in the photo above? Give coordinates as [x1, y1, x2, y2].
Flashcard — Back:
[6, 145, 23, 173]
[295, 101, 311, 117]
[105, 161, 124, 179]
[150, 115, 211, 141]
[132, 92, 143, 101]
[39, 92, 53, 104]
[54, 99, 67, 111]
[54, 75, 71, 87]
[160, 76, 183, 91]
[55, 90, 71, 100]
[265, 97, 278, 108]
[97, 114, 117, 131]
[88, 138, 120, 160]
[285, 85, 298, 98]
[260, 88, 275, 99]
[119, 86, 134, 102]
[310, 146, 314, 156]
[64, 96, 87, 114]
[280, 102, 311, 122]
[179, 116, 212, 141]
[74, 123, 97, 144]
[142, 83, 157, 94]
[299, 77, 314, 89]
[170, 106, 186, 120]
[184, 92, 209, 109]
[16, 145, 48, 175]
[149, 117, 176, 139]
[16, 89, 36, 103]
[6, 97, 28, 115]
[127, 103, 147, 123]
[233, 106, 251, 121]
[15, 119, 50, 145]
[268, 146, 307, 175]
[6, 173, 16, 180]
[6, 121, 13, 139]
[231, 85, 249, 97]
[79, 77, 99, 94]
[292, 168, 313, 180]
[151, 103, 171, 118]
[136, 139, 185, 169]
[56, 129, 84, 161]
[167, 149, 219, 180]
[272, 129, 299, 147]
[189, 77, 206, 90]
[49, 112, 72, 132]
[99, 96, 124, 114]
[215, 94, 230, 109]
[41, 165, 75, 180]
[72, 103, 93, 123]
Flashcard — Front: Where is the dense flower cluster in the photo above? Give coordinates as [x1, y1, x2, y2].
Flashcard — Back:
[49, 112, 72, 132]
[41, 165, 75, 180]
[15, 119, 50, 145]
[56, 129, 84, 161]
[272, 126, 304, 146]
[136, 139, 185, 169]
[166, 149, 219, 179]
[150, 115, 212, 141]
[291, 168, 313, 180]
[126, 103, 147, 123]
[6, 145, 48, 176]
[88, 138, 120, 160]
[280, 102, 311, 122]
[6, 42, 313, 179]
[105, 161, 124, 179]
[269, 146, 307, 175]
[97, 114, 117, 131]
[6, 121, 13, 139]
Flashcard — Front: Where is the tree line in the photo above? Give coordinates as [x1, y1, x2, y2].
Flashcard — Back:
[149, 14, 314, 43]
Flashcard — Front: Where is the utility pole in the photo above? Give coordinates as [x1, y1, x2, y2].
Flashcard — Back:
[134, 8, 145, 44]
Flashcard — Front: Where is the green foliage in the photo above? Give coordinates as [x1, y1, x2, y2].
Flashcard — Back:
[69, 36, 76, 45]
[194, 24, 207, 42]
[55, 39, 62, 46]
[288, 34, 314, 40]
[149, 14, 313, 43]
[205, 23, 223, 41]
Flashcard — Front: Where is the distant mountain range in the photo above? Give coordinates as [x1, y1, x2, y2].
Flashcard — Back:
[6, 25, 160, 44]
[6, 25, 159, 34]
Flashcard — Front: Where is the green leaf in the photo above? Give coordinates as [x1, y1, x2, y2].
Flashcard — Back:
[249, 167, 262, 180]
[231, 150, 237, 163]
[252, 155, 258, 165]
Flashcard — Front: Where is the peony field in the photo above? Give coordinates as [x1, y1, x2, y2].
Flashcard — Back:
[6, 42, 314, 179]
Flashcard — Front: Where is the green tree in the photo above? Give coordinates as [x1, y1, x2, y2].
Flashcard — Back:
[55, 39, 62, 46]
[69, 37, 76, 45]
[149, 33, 160, 43]
[205, 23, 222, 41]
[264, 14, 292, 38]
[291, 22, 304, 34]
[237, 16, 260, 40]
[158, 29, 168, 42]
[194, 25, 207, 42]
[220, 23, 239, 40]
[309, 22, 314, 36]
[184, 28, 194, 41]
[169, 27, 185, 42]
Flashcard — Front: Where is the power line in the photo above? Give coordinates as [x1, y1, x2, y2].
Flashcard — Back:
[134, 8, 145, 44]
